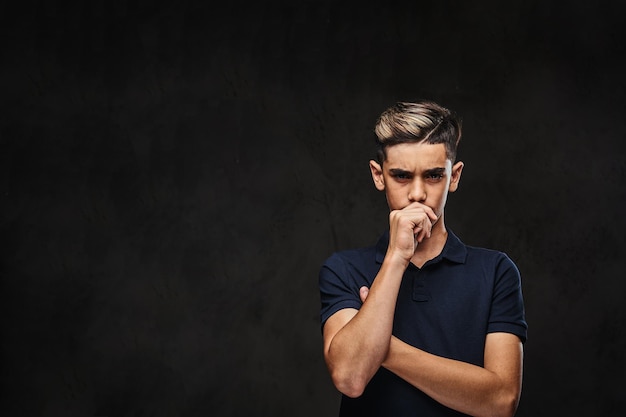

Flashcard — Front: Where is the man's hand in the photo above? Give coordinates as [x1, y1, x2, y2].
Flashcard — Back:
[387, 202, 439, 264]
[359, 286, 370, 303]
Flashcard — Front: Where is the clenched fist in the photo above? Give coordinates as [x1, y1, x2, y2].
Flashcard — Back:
[387, 202, 439, 264]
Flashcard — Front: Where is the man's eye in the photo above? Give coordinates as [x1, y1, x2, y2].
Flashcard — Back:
[393, 173, 410, 180]
[426, 173, 444, 181]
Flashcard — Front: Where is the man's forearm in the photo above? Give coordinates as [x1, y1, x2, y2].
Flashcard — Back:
[324, 257, 407, 397]
[382, 335, 523, 417]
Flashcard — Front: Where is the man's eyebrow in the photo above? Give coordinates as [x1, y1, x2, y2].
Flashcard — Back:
[424, 167, 446, 175]
[389, 168, 412, 175]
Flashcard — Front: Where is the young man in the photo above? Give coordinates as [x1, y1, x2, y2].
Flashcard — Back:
[319, 100, 527, 417]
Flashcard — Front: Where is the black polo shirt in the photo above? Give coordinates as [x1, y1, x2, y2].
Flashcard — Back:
[319, 230, 527, 416]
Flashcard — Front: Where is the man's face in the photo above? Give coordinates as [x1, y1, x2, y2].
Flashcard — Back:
[369, 142, 463, 219]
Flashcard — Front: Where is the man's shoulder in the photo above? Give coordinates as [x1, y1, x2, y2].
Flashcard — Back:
[323, 243, 378, 266]
[321, 233, 386, 272]
[448, 231, 517, 267]
[464, 244, 507, 257]
[460, 242, 520, 277]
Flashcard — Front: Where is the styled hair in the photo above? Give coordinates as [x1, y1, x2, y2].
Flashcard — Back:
[374, 100, 462, 164]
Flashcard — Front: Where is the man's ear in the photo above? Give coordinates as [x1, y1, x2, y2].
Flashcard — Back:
[449, 161, 464, 193]
[369, 160, 385, 191]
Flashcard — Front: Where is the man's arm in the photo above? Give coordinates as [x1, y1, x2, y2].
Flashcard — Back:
[353, 283, 524, 417]
[322, 256, 407, 398]
[322, 203, 436, 398]
[382, 332, 523, 417]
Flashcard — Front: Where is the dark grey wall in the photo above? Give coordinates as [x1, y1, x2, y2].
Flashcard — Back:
[2, 1, 625, 416]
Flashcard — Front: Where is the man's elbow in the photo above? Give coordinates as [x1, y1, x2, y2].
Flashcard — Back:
[330, 369, 368, 398]
[490, 391, 520, 417]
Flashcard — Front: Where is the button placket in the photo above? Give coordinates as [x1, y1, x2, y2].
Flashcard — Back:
[412, 269, 431, 302]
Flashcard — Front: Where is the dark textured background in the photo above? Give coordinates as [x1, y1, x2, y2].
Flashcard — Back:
[1, 1, 625, 416]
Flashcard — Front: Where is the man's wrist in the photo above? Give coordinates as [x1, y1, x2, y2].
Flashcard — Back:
[383, 250, 411, 270]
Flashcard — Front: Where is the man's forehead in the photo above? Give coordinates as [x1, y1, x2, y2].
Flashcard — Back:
[385, 142, 449, 167]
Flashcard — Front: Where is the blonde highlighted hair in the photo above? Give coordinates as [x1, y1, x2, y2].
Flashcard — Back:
[374, 100, 462, 163]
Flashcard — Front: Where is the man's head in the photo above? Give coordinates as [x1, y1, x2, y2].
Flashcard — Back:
[374, 100, 462, 165]
[369, 100, 465, 220]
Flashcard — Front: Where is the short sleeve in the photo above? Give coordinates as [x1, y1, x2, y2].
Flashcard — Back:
[318, 253, 363, 331]
[487, 253, 528, 343]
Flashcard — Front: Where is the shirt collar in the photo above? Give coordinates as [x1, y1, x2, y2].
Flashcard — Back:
[375, 229, 467, 265]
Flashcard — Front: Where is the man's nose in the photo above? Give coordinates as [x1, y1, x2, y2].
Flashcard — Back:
[408, 179, 426, 202]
